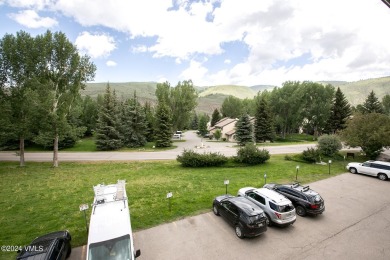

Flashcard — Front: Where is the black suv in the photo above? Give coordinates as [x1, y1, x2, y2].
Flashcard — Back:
[212, 195, 267, 238]
[16, 230, 72, 260]
[263, 183, 325, 217]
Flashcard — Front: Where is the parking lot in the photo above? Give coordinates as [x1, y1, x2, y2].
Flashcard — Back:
[131, 173, 390, 260]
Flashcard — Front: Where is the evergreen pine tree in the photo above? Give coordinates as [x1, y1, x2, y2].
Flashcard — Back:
[143, 101, 155, 142]
[254, 97, 275, 142]
[155, 100, 172, 147]
[95, 84, 123, 150]
[190, 112, 199, 130]
[210, 108, 221, 127]
[121, 92, 147, 147]
[327, 87, 352, 133]
[235, 114, 253, 146]
[362, 91, 384, 114]
[198, 114, 209, 136]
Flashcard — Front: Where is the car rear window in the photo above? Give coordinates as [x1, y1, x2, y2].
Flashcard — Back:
[269, 201, 294, 213]
[309, 194, 322, 203]
[247, 214, 264, 224]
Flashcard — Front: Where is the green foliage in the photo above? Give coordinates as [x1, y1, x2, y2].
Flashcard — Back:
[210, 108, 221, 127]
[190, 112, 199, 130]
[317, 134, 342, 156]
[302, 147, 320, 163]
[327, 87, 351, 133]
[361, 91, 384, 114]
[81, 96, 98, 136]
[341, 113, 390, 159]
[221, 95, 243, 118]
[95, 84, 123, 150]
[382, 94, 390, 115]
[235, 114, 253, 146]
[235, 143, 270, 165]
[198, 114, 209, 136]
[254, 96, 275, 142]
[213, 129, 222, 141]
[143, 101, 155, 142]
[154, 100, 172, 148]
[176, 149, 228, 167]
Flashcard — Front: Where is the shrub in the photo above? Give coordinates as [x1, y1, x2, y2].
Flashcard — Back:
[176, 149, 228, 167]
[317, 134, 342, 156]
[302, 147, 320, 163]
[235, 143, 270, 165]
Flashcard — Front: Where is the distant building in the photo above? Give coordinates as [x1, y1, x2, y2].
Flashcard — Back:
[208, 117, 255, 142]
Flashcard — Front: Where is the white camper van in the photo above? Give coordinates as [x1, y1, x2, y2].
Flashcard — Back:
[86, 180, 141, 260]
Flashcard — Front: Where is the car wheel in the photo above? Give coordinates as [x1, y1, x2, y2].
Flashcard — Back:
[66, 245, 71, 258]
[213, 204, 220, 216]
[235, 225, 244, 239]
[265, 214, 272, 227]
[349, 167, 357, 174]
[296, 206, 306, 217]
[378, 173, 388, 181]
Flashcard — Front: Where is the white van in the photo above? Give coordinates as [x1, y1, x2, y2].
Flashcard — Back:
[86, 180, 141, 260]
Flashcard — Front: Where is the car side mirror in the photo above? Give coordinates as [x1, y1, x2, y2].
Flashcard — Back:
[135, 249, 141, 258]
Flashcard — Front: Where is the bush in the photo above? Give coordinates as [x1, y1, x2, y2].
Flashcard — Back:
[302, 147, 320, 163]
[317, 134, 342, 156]
[177, 149, 228, 167]
[235, 143, 270, 165]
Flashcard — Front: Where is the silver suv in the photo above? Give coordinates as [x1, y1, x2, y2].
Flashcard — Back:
[347, 160, 390, 181]
[238, 187, 296, 227]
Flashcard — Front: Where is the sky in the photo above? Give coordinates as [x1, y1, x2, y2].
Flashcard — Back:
[0, 0, 390, 87]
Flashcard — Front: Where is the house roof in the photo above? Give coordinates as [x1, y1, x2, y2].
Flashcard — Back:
[214, 118, 237, 128]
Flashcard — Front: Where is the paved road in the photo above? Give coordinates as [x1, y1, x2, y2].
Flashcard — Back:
[0, 131, 320, 162]
[70, 173, 390, 260]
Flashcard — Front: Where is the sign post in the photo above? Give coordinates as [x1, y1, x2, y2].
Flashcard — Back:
[224, 179, 229, 194]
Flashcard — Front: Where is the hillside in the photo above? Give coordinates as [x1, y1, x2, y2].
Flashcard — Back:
[198, 85, 256, 99]
[83, 76, 390, 113]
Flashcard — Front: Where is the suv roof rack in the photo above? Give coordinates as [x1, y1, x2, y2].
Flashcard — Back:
[302, 186, 310, 192]
[292, 182, 300, 188]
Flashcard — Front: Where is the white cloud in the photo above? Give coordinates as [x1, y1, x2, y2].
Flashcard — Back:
[75, 32, 116, 59]
[106, 60, 117, 67]
[8, 9, 57, 28]
[6, 0, 51, 9]
[179, 60, 208, 85]
[224, 59, 231, 64]
[131, 45, 148, 53]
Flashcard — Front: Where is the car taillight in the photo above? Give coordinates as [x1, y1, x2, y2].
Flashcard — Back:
[274, 212, 281, 219]
[310, 204, 319, 209]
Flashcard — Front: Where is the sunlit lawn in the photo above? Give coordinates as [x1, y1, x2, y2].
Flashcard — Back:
[0, 154, 366, 259]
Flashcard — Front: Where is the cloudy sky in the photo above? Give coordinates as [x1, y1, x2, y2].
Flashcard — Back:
[1, 0, 389, 87]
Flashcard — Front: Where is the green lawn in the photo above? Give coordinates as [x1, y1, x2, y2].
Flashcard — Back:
[0, 154, 366, 259]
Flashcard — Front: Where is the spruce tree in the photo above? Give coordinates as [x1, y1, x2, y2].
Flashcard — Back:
[143, 101, 155, 142]
[190, 112, 199, 130]
[154, 100, 172, 147]
[362, 91, 384, 114]
[327, 87, 352, 133]
[121, 92, 147, 148]
[235, 114, 253, 146]
[95, 84, 123, 150]
[210, 108, 221, 127]
[254, 97, 274, 142]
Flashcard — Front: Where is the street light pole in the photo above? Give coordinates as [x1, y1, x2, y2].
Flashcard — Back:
[296, 165, 300, 181]
[328, 160, 332, 175]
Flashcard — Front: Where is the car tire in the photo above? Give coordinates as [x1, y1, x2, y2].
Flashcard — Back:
[235, 225, 244, 239]
[66, 245, 71, 258]
[265, 213, 273, 227]
[213, 204, 220, 216]
[349, 167, 357, 174]
[378, 173, 388, 181]
[296, 205, 306, 217]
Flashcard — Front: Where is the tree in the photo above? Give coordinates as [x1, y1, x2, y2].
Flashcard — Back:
[35, 30, 96, 166]
[198, 114, 209, 137]
[382, 94, 390, 115]
[143, 101, 155, 142]
[121, 92, 147, 148]
[95, 84, 123, 150]
[361, 91, 384, 114]
[81, 96, 98, 136]
[254, 96, 274, 142]
[0, 31, 40, 166]
[210, 108, 221, 127]
[156, 80, 197, 131]
[213, 129, 222, 141]
[317, 134, 342, 157]
[154, 99, 172, 148]
[235, 114, 253, 146]
[268, 81, 302, 139]
[341, 113, 390, 159]
[327, 87, 352, 133]
[190, 112, 199, 130]
[221, 96, 243, 118]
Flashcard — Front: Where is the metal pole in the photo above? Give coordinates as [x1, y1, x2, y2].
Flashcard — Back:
[225, 184, 227, 194]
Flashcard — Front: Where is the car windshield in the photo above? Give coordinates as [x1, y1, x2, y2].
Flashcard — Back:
[88, 235, 132, 260]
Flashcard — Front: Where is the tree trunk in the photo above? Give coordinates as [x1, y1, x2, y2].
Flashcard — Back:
[19, 137, 25, 167]
[53, 134, 59, 167]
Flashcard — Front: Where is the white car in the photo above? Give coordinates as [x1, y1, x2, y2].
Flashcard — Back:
[346, 161, 390, 181]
